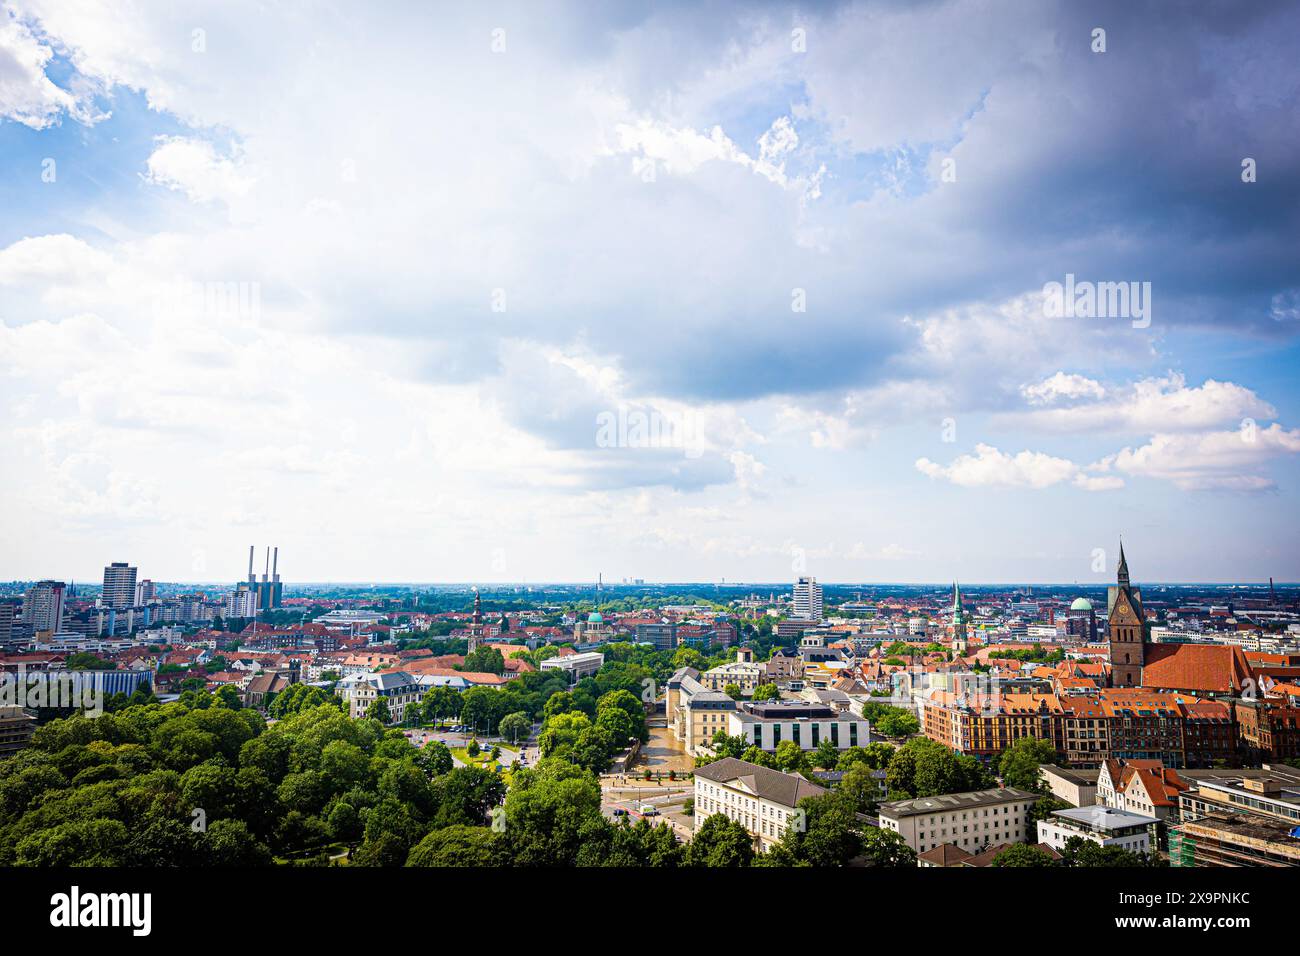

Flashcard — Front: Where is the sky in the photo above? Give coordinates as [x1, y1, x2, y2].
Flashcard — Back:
[1, 0, 1298, 586]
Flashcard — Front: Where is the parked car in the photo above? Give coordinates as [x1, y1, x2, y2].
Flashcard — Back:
[612, 808, 628, 817]
[639, 805, 660, 817]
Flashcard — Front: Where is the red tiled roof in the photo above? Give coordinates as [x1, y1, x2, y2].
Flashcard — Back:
[1141, 643, 1253, 694]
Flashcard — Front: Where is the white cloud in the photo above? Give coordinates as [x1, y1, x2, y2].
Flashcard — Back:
[0, 12, 103, 127]
[1014, 373, 1275, 433]
[144, 136, 254, 204]
[1106, 425, 1300, 491]
[1021, 372, 1105, 405]
[916, 443, 1120, 491]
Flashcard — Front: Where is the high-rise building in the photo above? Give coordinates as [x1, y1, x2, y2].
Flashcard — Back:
[1107, 542, 1145, 688]
[102, 562, 138, 610]
[0, 599, 19, 648]
[792, 576, 824, 622]
[135, 579, 157, 605]
[22, 580, 66, 632]
[226, 582, 257, 619]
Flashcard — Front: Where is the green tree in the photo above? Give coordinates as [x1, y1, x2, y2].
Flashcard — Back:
[498, 711, 532, 745]
[991, 843, 1057, 867]
[998, 737, 1059, 791]
[859, 827, 916, 868]
[365, 697, 392, 724]
[685, 814, 754, 867]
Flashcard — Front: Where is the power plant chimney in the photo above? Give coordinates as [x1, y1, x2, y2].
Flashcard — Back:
[272, 546, 279, 580]
[247, 545, 254, 581]
[264, 546, 270, 582]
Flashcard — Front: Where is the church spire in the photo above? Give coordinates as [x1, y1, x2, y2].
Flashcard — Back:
[472, 589, 482, 625]
[951, 581, 964, 622]
[1117, 540, 1130, 588]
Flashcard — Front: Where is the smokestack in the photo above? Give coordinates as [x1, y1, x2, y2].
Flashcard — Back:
[272, 547, 279, 580]
[264, 547, 269, 582]
[248, 545, 254, 580]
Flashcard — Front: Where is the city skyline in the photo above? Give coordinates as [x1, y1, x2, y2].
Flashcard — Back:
[3, 1, 1299, 583]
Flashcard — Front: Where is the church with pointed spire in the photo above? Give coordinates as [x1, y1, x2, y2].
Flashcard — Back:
[1107, 542, 1145, 687]
[1104, 540, 1253, 696]
[949, 581, 968, 656]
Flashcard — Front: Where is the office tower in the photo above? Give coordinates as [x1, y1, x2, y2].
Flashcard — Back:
[793, 576, 824, 622]
[102, 562, 138, 609]
[135, 579, 157, 604]
[23, 580, 66, 632]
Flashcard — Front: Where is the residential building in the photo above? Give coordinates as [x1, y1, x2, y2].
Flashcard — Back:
[22, 580, 66, 633]
[101, 562, 138, 610]
[693, 757, 826, 851]
[792, 576, 824, 623]
[699, 647, 765, 695]
[1037, 805, 1158, 855]
[877, 788, 1039, 855]
[0, 706, 36, 758]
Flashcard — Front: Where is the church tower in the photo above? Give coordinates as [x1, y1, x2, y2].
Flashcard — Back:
[949, 582, 968, 656]
[467, 589, 484, 653]
[1107, 542, 1145, 687]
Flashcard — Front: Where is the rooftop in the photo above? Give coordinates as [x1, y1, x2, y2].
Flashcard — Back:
[1052, 805, 1159, 831]
[878, 788, 1038, 819]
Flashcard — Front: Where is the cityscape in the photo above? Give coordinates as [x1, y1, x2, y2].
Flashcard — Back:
[2, 544, 1299, 874]
[0, 0, 1297, 934]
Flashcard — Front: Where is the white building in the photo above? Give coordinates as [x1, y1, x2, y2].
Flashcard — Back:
[792, 577, 824, 623]
[693, 757, 827, 851]
[337, 670, 421, 723]
[225, 583, 257, 619]
[1036, 805, 1157, 855]
[539, 651, 604, 683]
[878, 788, 1039, 855]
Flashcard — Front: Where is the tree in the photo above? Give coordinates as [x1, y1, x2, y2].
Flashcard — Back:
[1029, 794, 1071, 827]
[812, 739, 839, 770]
[498, 711, 532, 745]
[998, 737, 1059, 791]
[752, 683, 780, 702]
[461, 647, 505, 675]
[407, 826, 504, 866]
[1059, 835, 1151, 868]
[763, 792, 863, 867]
[724, 683, 743, 701]
[991, 844, 1057, 867]
[773, 740, 806, 773]
[858, 827, 917, 868]
[365, 697, 391, 724]
[596, 689, 649, 743]
[886, 737, 991, 798]
[838, 762, 884, 815]
[875, 709, 920, 737]
[685, 814, 755, 867]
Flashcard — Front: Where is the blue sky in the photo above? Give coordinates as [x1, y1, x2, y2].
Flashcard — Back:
[1, 0, 1298, 584]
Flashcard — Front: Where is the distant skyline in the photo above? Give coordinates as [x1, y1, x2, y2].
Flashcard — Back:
[2, 1, 1299, 583]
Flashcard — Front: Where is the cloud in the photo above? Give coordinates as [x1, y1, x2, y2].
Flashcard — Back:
[0, 11, 103, 127]
[144, 136, 254, 204]
[1021, 372, 1106, 405]
[1014, 373, 1276, 433]
[1106, 424, 1300, 491]
[916, 443, 1121, 491]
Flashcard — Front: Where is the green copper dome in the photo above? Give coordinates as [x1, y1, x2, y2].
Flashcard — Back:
[1070, 597, 1093, 611]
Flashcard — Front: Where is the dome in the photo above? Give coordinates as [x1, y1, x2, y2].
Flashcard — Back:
[1070, 597, 1093, 611]
[587, 612, 604, 623]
